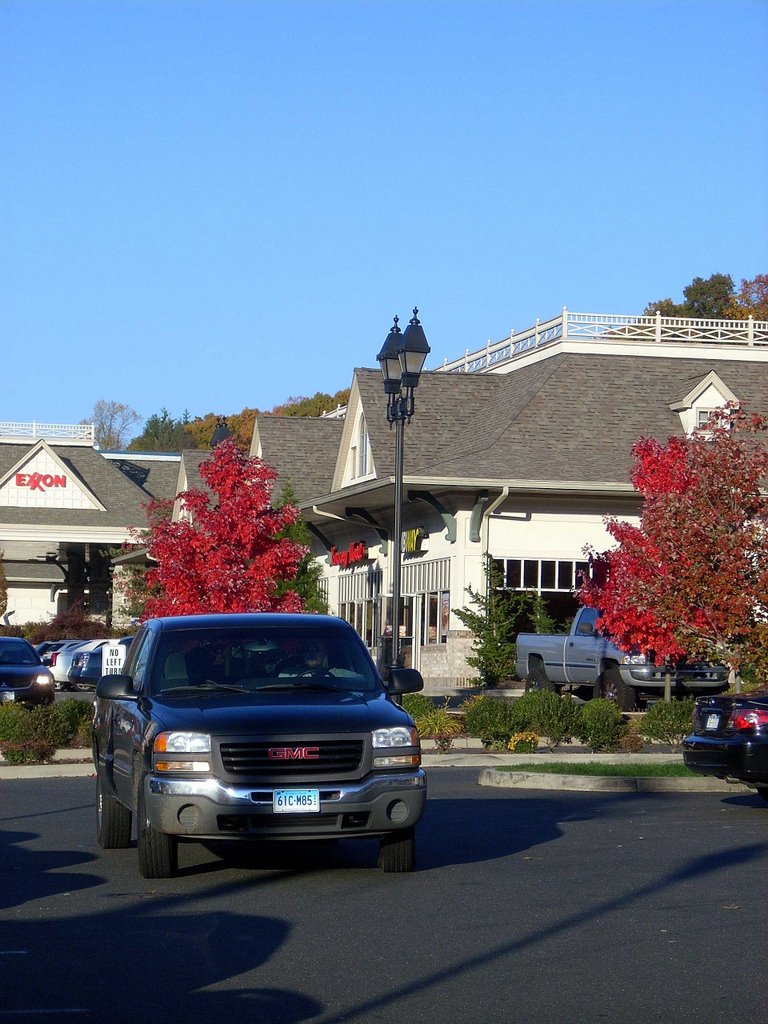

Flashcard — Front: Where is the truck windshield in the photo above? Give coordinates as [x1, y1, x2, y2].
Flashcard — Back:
[150, 627, 380, 695]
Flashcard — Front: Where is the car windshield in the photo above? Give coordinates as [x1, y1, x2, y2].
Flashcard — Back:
[0, 640, 40, 666]
[150, 627, 379, 696]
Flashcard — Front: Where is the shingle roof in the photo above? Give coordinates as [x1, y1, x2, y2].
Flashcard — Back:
[0, 444, 179, 528]
[357, 355, 768, 487]
[254, 416, 344, 502]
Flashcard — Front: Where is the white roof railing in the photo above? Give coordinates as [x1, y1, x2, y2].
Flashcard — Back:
[439, 308, 768, 374]
[0, 421, 95, 443]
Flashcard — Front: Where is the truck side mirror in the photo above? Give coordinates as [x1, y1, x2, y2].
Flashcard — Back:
[576, 621, 596, 636]
[387, 667, 425, 694]
[96, 673, 136, 700]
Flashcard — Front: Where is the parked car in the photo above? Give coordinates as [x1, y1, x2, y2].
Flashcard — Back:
[70, 637, 134, 690]
[0, 636, 55, 706]
[42, 640, 90, 691]
[683, 691, 768, 801]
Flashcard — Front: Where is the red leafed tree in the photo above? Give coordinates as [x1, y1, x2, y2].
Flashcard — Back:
[140, 439, 307, 619]
[578, 407, 768, 682]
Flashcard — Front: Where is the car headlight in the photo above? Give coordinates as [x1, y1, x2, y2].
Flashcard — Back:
[372, 726, 420, 768]
[154, 732, 211, 773]
[35, 674, 53, 686]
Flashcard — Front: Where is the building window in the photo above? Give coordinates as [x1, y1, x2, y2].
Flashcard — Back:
[358, 416, 369, 476]
[419, 590, 450, 644]
[493, 557, 590, 594]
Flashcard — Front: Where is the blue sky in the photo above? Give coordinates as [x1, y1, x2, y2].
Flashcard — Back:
[2, 0, 767, 430]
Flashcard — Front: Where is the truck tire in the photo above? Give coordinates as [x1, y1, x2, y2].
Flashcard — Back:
[599, 665, 636, 711]
[378, 828, 416, 872]
[96, 771, 132, 849]
[137, 778, 178, 879]
[526, 656, 557, 693]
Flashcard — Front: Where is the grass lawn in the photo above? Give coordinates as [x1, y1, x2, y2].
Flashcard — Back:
[497, 762, 697, 778]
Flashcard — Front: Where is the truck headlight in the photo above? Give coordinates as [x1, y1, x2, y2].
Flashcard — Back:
[155, 732, 211, 753]
[372, 726, 420, 768]
[620, 654, 648, 665]
[372, 727, 418, 748]
[154, 732, 211, 772]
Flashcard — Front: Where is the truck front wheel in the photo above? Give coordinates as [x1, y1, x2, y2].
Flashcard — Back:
[137, 779, 178, 879]
[599, 665, 636, 711]
[526, 657, 557, 693]
[96, 771, 132, 849]
[378, 828, 416, 872]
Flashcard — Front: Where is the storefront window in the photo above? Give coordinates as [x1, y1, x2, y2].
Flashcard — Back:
[419, 590, 450, 644]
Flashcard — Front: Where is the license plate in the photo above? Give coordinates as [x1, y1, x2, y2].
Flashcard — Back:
[705, 713, 720, 730]
[1, 691, 15, 702]
[273, 789, 320, 813]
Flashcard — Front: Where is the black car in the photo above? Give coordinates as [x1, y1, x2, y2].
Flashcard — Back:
[683, 691, 768, 801]
[0, 637, 56, 707]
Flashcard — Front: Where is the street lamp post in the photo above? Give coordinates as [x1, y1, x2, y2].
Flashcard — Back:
[377, 308, 430, 674]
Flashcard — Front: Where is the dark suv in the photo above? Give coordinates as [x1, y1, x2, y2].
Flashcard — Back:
[93, 614, 427, 878]
[0, 637, 55, 706]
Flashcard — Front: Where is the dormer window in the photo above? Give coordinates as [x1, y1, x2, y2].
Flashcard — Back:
[670, 371, 738, 436]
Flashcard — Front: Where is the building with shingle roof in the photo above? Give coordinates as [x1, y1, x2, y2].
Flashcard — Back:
[0, 423, 180, 624]
[254, 310, 768, 688]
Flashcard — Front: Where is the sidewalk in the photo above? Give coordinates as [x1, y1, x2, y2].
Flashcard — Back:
[0, 742, 752, 793]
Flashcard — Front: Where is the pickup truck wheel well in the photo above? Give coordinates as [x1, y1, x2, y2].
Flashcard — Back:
[526, 656, 557, 693]
[598, 663, 636, 711]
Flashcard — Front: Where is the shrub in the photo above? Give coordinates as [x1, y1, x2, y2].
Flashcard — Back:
[0, 703, 31, 745]
[402, 693, 437, 721]
[462, 694, 518, 751]
[508, 731, 540, 753]
[619, 725, 645, 754]
[505, 691, 544, 732]
[50, 699, 93, 748]
[413, 699, 464, 753]
[577, 699, 628, 752]
[640, 697, 696, 751]
[0, 700, 91, 764]
[527, 691, 582, 750]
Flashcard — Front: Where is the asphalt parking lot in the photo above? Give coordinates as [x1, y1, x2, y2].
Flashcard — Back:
[1, 769, 766, 1024]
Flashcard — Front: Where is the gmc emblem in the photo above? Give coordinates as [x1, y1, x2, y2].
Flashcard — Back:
[268, 746, 320, 760]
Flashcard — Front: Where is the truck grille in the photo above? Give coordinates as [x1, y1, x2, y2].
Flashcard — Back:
[219, 739, 364, 776]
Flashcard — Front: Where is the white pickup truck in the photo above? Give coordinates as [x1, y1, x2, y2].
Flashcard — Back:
[515, 606, 729, 710]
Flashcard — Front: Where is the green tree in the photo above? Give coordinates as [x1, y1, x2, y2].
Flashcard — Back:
[273, 484, 328, 613]
[128, 408, 197, 452]
[643, 273, 735, 318]
[454, 555, 545, 687]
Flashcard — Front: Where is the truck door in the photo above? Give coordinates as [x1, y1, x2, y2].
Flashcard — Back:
[111, 631, 153, 806]
[564, 607, 600, 686]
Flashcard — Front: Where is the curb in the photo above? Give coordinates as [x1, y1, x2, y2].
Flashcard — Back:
[0, 749, 753, 795]
[476, 766, 753, 794]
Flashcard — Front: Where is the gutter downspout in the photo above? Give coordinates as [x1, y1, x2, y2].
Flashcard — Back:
[481, 486, 509, 556]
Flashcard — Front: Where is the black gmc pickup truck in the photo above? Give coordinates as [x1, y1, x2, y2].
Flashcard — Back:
[92, 613, 427, 878]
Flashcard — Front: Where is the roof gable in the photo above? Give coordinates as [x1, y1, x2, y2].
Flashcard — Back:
[0, 440, 106, 511]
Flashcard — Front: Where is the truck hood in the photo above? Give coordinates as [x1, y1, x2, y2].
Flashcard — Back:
[146, 689, 413, 736]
